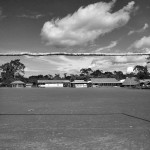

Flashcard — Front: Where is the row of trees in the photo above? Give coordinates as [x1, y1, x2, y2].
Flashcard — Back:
[0, 59, 150, 86]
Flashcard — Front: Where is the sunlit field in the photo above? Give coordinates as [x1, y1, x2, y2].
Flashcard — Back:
[0, 87, 150, 150]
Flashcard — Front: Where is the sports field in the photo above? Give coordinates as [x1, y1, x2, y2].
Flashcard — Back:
[0, 87, 150, 150]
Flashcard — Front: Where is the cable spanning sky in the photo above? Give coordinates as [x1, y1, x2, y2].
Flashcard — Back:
[0, 0, 150, 76]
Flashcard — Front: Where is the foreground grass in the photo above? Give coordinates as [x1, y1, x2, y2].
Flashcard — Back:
[0, 87, 150, 150]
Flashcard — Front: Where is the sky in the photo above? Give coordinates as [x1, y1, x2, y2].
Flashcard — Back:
[0, 0, 150, 77]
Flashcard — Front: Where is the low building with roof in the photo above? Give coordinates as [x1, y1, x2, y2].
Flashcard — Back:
[37, 80, 70, 88]
[91, 78, 122, 87]
[122, 77, 140, 87]
[71, 80, 89, 88]
[140, 79, 150, 88]
[25, 83, 33, 88]
[11, 80, 25, 88]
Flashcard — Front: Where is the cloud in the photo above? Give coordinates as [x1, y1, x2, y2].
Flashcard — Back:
[113, 55, 147, 65]
[94, 41, 118, 52]
[143, 23, 149, 30]
[130, 35, 150, 49]
[127, 30, 135, 35]
[126, 66, 134, 73]
[17, 14, 45, 19]
[25, 53, 149, 75]
[41, 0, 135, 47]
[34, 56, 95, 73]
[128, 23, 149, 35]
[24, 67, 41, 73]
[90, 55, 148, 73]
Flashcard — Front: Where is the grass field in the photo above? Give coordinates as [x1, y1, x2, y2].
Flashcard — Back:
[0, 87, 150, 150]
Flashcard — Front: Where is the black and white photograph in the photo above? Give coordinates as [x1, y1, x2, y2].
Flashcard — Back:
[0, 0, 150, 149]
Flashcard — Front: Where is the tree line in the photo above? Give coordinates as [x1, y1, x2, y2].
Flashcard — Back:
[0, 59, 150, 86]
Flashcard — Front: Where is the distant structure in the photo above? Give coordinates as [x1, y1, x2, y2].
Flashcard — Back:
[11, 81, 25, 88]
[122, 77, 140, 87]
[91, 78, 122, 87]
[37, 78, 122, 88]
[70, 80, 89, 88]
[38, 80, 70, 88]
[25, 83, 33, 88]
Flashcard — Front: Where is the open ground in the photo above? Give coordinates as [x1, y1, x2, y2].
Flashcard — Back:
[0, 87, 150, 150]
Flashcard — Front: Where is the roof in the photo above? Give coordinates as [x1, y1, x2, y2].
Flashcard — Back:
[91, 78, 121, 83]
[38, 80, 70, 83]
[122, 77, 140, 86]
[11, 81, 25, 84]
[120, 79, 125, 83]
[26, 83, 33, 85]
[140, 79, 150, 83]
[71, 80, 87, 84]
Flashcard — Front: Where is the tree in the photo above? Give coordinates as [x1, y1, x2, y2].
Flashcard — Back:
[47, 74, 53, 80]
[53, 74, 61, 80]
[63, 73, 67, 79]
[114, 71, 125, 80]
[0, 59, 25, 86]
[70, 74, 76, 82]
[103, 71, 114, 78]
[133, 65, 149, 79]
[80, 68, 93, 76]
[91, 69, 103, 77]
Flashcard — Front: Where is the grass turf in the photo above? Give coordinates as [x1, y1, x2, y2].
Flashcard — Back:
[0, 87, 150, 149]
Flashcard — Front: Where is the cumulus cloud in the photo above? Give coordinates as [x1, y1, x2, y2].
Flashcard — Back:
[126, 66, 134, 73]
[128, 23, 149, 35]
[41, 0, 135, 47]
[130, 35, 150, 49]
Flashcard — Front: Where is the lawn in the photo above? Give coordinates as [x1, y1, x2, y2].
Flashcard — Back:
[0, 87, 150, 150]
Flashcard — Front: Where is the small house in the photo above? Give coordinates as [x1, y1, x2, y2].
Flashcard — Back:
[11, 81, 25, 88]
[71, 80, 88, 88]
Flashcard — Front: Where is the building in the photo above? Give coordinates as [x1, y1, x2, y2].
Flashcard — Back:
[25, 83, 33, 88]
[122, 77, 140, 87]
[37, 80, 70, 88]
[91, 78, 122, 87]
[71, 80, 89, 88]
[140, 79, 150, 88]
[11, 81, 25, 88]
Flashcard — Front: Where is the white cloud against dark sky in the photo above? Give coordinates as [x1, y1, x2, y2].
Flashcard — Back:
[41, 0, 135, 47]
[131, 35, 150, 49]
[128, 23, 149, 35]
[0, 0, 150, 76]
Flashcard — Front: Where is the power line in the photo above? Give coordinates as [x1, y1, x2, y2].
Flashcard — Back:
[0, 52, 150, 56]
